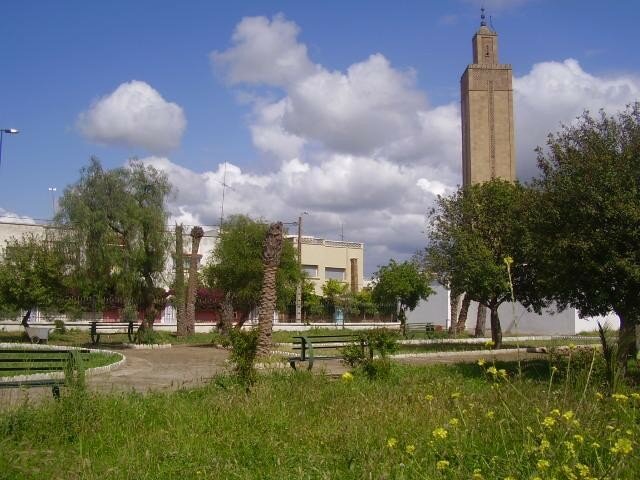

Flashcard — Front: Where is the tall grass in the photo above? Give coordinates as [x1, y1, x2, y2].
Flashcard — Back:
[0, 361, 638, 479]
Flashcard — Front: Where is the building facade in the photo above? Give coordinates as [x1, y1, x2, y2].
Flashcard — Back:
[287, 235, 364, 296]
[460, 14, 516, 186]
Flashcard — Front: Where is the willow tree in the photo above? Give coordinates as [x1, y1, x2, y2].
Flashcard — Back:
[56, 158, 171, 332]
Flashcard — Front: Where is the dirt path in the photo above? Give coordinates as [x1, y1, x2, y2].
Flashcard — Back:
[88, 344, 230, 393]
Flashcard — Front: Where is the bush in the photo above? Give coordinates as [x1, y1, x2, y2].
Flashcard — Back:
[54, 319, 66, 334]
[342, 328, 399, 379]
[228, 329, 259, 387]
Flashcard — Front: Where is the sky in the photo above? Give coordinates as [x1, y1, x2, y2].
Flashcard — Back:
[1, 0, 639, 276]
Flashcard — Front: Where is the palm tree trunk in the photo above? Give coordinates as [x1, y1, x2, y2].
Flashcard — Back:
[475, 305, 487, 337]
[218, 292, 234, 335]
[257, 222, 284, 356]
[185, 226, 204, 335]
[175, 224, 187, 336]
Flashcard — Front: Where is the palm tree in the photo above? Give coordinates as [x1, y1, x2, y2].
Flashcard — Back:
[175, 224, 187, 336]
[185, 226, 204, 335]
[257, 222, 284, 356]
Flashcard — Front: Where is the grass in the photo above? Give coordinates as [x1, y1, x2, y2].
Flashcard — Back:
[0, 359, 638, 479]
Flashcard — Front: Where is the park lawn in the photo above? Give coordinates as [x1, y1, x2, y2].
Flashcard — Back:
[1, 362, 638, 479]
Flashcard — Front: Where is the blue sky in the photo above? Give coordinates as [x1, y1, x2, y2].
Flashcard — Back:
[1, 0, 639, 274]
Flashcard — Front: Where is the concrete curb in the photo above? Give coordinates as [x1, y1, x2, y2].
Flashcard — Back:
[123, 343, 172, 350]
[389, 348, 542, 359]
[0, 343, 126, 383]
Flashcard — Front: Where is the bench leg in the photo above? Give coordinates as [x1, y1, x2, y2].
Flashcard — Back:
[52, 385, 61, 399]
[289, 359, 297, 370]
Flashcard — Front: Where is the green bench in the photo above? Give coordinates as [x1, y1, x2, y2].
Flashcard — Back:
[289, 334, 367, 371]
[0, 348, 89, 398]
[90, 321, 138, 344]
[404, 322, 440, 335]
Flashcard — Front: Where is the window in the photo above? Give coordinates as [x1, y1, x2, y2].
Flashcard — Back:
[302, 264, 318, 278]
[325, 267, 345, 281]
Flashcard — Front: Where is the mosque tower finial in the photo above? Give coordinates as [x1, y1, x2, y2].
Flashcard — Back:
[480, 7, 487, 27]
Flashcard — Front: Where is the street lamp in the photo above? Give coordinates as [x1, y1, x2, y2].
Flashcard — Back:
[0, 128, 19, 170]
[295, 211, 309, 322]
[48, 187, 57, 217]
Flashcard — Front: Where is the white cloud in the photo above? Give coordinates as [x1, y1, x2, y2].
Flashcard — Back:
[200, 16, 640, 273]
[0, 208, 36, 224]
[78, 81, 186, 153]
[514, 59, 640, 179]
[211, 14, 316, 87]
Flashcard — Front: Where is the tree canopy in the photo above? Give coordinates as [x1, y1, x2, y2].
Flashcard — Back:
[426, 179, 531, 347]
[371, 260, 432, 320]
[202, 215, 300, 313]
[530, 104, 640, 360]
[56, 158, 171, 327]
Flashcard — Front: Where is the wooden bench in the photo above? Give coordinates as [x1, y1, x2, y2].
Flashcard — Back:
[0, 348, 89, 398]
[404, 322, 442, 335]
[289, 334, 367, 371]
[90, 321, 137, 345]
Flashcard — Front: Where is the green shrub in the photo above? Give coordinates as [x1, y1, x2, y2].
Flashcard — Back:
[342, 328, 399, 379]
[54, 319, 66, 334]
[228, 328, 259, 387]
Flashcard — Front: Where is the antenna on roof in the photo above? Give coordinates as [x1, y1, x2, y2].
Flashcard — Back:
[489, 14, 495, 31]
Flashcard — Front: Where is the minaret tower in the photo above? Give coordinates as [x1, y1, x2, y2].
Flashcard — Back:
[460, 9, 516, 186]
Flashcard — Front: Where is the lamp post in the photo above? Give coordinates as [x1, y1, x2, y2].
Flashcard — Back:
[48, 187, 57, 217]
[295, 211, 309, 322]
[0, 128, 19, 170]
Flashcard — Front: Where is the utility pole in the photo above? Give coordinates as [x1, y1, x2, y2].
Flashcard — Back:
[295, 212, 308, 322]
[48, 187, 57, 218]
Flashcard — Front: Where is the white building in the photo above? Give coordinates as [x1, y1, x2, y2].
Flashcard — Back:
[406, 283, 620, 335]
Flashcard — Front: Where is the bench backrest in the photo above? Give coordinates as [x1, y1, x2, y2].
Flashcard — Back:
[0, 349, 90, 374]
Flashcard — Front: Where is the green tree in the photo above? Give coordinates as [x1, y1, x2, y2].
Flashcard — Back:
[202, 215, 299, 322]
[531, 104, 640, 364]
[426, 179, 531, 348]
[0, 233, 70, 316]
[371, 260, 433, 328]
[56, 158, 171, 331]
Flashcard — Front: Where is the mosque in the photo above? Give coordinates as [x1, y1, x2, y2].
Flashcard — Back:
[407, 12, 619, 335]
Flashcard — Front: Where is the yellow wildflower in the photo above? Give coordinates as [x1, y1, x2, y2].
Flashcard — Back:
[450, 392, 461, 399]
[551, 366, 558, 374]
[612, 393, 628, 403]
[573, 434, 584, 444]
[562, 465, 577, 480]
[538, 438, 550, 452]
[436, 460, 450, 470]
[387, 437, 397, 448]
[485, 340, 495, 348]
[605, 425, 615, 431]
[432, 427, 448, 440]
[477, 359, 486, 367]
[562, 410, 574, 421]
[551, 409, 561, 417]
[341, 372, 354, 382]
[576, 463, 590, 477]
[563, 441, 576, 456]
[568, 343, 576, 350]
[487, 366, 498, 376]
[486, 410, 495, 419]
[498, 369, 508, 379]
[537, 459, 550, 470]
[630, 392, 640, 400]
[610, 437, 633, 455]
[504, 256, 514, 266]
[590, 442, 600, 449]
[425, 394, 434, 402]
[504, 477, 516, 480]
[472, 468, 484, 480]
[595, 392, 604, 400]
[449, 418, 460, 427]
[542, 417, 556, 429]
[405, 444, 416, 455]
